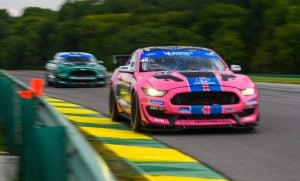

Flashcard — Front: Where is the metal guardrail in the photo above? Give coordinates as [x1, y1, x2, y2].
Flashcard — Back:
[0, 70, 115, 181]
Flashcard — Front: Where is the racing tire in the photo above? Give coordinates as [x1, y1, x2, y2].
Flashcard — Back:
[131, 93, 142, 132]
[109, 90, 122, 121]
[53, 79, 62, 88]
[45, 74, 52, 86]
[46, 78, 52, 87]
[47, 80, 52, 86]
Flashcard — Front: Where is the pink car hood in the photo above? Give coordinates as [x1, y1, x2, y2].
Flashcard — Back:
[143, 71, 254, 90]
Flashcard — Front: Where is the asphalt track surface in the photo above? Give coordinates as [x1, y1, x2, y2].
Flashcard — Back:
[8, 71, 300, 181]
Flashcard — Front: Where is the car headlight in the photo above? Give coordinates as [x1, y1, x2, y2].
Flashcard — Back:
[241, 88, 255, 96]
[98, 69, 107, 74]
[143, 88, 167, 97]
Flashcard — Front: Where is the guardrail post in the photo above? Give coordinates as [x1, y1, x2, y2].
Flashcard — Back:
[0, 77, 15, 154]
[19, 91, 35, 181]
[33, 126, 67, 181]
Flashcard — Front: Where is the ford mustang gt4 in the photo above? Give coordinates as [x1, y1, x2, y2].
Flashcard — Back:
[109, 46, 259, 131]
[45, 52, 107, 87]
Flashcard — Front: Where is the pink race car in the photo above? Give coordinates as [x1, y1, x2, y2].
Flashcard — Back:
[109, 46, 259, 131]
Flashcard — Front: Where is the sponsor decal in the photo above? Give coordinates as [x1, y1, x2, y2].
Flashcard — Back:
[179, 107, 191, 113]
[191, 105, 223, 115]
[150, 100, 164, 105]
[193, 77, 207, 85]
[180, 72, 220, 92]
[193, 77, 217, 86]
[184, 76, 222, 92]
[153, 118, 167, 124]
[141, 50, 219, 59]
[163, 51, 193, 56]
[140, 58, 150, 62]
[225, 106, 234, 112]
[246, 98, 258, 105]
[144, 53, 156, 56]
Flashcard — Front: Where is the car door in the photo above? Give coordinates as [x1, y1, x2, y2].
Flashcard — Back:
[116, 51, 139, 115]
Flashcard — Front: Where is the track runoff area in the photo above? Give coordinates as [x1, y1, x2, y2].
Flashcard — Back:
[46, 97, 229, 181]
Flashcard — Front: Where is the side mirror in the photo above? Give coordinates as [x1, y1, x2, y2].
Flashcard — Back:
[230, 64, 242, 73]
[119, 65, 133, 73]
[45, 60, 57, 69]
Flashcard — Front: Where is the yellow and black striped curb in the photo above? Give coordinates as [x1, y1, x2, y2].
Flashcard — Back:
[46, 97, 230, 181]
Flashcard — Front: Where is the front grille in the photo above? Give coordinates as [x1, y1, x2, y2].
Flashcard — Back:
[171, 92, 239, 105]
[238, 108, 255, 117]
[73, 62, 87, 66]
[69, 70, 96, 77]
[58, 78, 98, 83]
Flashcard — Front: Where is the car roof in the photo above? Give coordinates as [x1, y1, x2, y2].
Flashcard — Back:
[54, 52, 95, 59]
[142, 46, 213, 52]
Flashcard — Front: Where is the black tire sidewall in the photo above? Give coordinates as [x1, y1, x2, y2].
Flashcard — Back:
[109, 90, 121, 121]
[131, 93, 142, 132]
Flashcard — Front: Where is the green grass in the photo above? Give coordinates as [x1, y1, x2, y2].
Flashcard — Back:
[250, 76, 300, 84]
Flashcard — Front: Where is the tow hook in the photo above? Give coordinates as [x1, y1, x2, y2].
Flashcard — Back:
[169, 116, 179, 126]
[233, 114, 245, 126]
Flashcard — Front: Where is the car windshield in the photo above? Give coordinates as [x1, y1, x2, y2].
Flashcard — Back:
[61, 56, 96, 63]
[140, 50, 226, 72]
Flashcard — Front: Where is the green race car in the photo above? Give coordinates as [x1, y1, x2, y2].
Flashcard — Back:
[45, 52, 107, 87]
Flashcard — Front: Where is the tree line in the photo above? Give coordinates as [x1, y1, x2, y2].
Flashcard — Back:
[0, 0, 299, 73]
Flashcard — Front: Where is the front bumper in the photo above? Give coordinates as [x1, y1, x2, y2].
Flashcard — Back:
[55, 73, 107, 86]
[138, 86, 259, 128]
[50, 66, 108, 86]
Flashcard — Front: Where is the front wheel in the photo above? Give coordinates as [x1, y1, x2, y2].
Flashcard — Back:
[131, 93, 142, 132]
[45, 73, 52, 86]
[109, 90, 122, 121]
[53, 78, 62, 88]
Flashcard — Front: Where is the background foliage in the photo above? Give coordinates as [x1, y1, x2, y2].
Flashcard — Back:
[0, 0, 299, 73]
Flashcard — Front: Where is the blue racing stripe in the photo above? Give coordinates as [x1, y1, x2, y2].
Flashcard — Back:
[210, 105, 223, 114]
[187, 78, 203, 92]
[208, 77, 222, 91]
[191, 106, 204, 115]
[187, 77, 203, 92]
